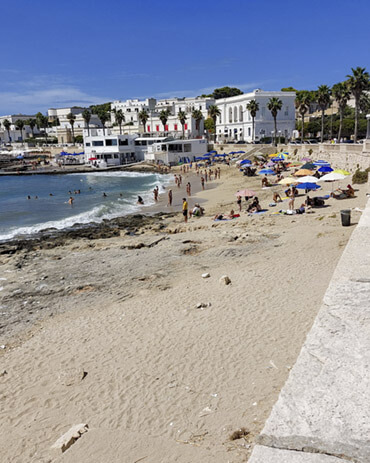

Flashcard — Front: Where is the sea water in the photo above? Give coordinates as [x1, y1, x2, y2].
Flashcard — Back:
[0, 171, 171, 240]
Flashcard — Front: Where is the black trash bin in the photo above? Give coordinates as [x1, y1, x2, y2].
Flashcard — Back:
[340, 209, 351, 226]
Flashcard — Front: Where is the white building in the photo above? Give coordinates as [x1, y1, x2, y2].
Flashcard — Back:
[145, 113, 204, 139]
[48, 107, 102, 143]
[0, 114, 40, 143]
[83, 128, 138, 167]
[215, 89, 296, 142]
[145, 138, 208, 165]
[111, 98, 156, 126]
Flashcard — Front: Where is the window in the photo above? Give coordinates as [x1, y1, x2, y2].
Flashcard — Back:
[219, 115, 222, 124]
[161, 144, 167, 151]
[285, 106, 289, 116]
[106, 139, 117, 146]
[239, 105, 243, 122]
[248, 127, 251, 136]
[261, 107, 265, 117]
[165, 124, 168, 131]
[92, 140, 104, 146]
[147, 125, 150, 132]
[184, 123, 188, 130]
[119, 139, 128, 145]
[156, 125, 159, 132]
[229, 107, 232, 123]
[85, 142, 91, 147]
[184, 144, 191, 152]
[234, 107, 238, 122]
[174, 124, 178, 130]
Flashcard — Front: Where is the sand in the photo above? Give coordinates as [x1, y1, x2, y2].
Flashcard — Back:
[0, 163, 367, 463]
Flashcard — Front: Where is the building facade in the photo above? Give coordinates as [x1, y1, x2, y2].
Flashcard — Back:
[0, 114, 40, 143]
[215, 89, 296, 142]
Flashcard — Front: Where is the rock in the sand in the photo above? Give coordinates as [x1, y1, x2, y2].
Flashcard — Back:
[59, 368, 87, 386]
[51, 423, 88, 453]
[202, 273, 210, 278]
[219, 275, 231, 285]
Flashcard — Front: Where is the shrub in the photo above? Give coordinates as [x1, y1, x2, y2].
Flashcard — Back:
[352, 169, 368, 184]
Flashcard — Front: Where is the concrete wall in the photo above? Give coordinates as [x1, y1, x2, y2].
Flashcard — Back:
[249, 191, 370, 462]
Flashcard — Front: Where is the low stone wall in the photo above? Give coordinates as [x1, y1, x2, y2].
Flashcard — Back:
[248, 194, 370, 462]
[288, 141, 370, 172]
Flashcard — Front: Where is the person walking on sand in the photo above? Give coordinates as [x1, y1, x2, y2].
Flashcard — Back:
[182, 197, 188, 223]
[201, 176, 205, 190]
[178, 174, 182, 187]
[205, 171, 208, 182]
[174, 174, 178, 187]
[168, 189, 173, 206]
[186, 182, 191, 196]
[288, 188, 295, 210]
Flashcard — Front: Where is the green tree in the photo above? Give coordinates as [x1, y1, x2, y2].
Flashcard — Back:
[3, 119, 11, 143]
[213, 87, 243, 99]
[67, 112, 76, 142]
[15, 119, 25, 142]
[317, 85, 331, 142]
[346, 67, 370, 142]
[177, 110, 187, 139]
[90, 102, 111, 114]
[138, 109, 149, 134]
[295, 91, 311, 143]
[281, 87, 298, 92]
[96, 108, 109, 135]
[27, 118, 37, 138]
[113, 108, 125, 135]
[267, 97, 283, 146]
[246, 99, 259, 142]
[208, 105, 221, 140]
[159, 109, 171, 134]
[332, 82, 351, 141]
[35, 112, 48, 141]
[359, 92, 370, 114]
[191, 109, 203, 136]
[204, 117, 215, 133]
[82, 109, 91, 136]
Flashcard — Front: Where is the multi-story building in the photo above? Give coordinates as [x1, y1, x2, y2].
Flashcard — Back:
[83, 128, 138, 167]
[215, 89, 296, 142]
[111, 98, 156, 126]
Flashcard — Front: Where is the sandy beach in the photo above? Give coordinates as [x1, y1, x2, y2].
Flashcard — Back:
[0, 162, 367, 462]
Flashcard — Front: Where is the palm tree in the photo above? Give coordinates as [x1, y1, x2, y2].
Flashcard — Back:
[177, 110, 187, 139]
[267, 97, 283, 146]
[246, 99, 259, 142]
[159, 109, 171, 135]
[347, 67, 370, 142]
[28, 118, 36, 138]
[138, 109, 149, 134]
[332, 82, 350, 141]
[112, 108, 125, 135]
[191, 109, 203, 137]
[3, 119, 11, 143]
[295, 91, 311, 143]
[35, 112, 48, 142]
[15, 119, 25, 142]
[317, 85, 331, 142]
[208, 105, 221, 140]
[67, 113, 76, 142]
[96, 109, 109, 135]
[82, 109, 91, 136]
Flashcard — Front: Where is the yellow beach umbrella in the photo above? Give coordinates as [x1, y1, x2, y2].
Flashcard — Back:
[333, 169, 350, 176]
[278, 177, 299, 185]
[268, 153, 278, 157]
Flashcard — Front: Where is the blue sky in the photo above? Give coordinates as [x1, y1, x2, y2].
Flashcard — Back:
[0, 0, 369, 114]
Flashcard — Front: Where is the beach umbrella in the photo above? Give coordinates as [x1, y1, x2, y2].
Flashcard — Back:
[236, 150, 246, 154]
[240, 159, 252, 165]
[258, 168, 275, 175]
[333, 169, 350, 176]
[287, 161, 302, 167]
[296, 182, 321, 190]
[313, 160, 330, 167]
[89, 157, 97, 161]
[274, 153, 288, 160]
[209, 150, 217, 154]
[266, 161, 275, 167]
[278, 177, 299, 185]
[235, 189, 256, 197]
[318, 172, 346, 182]
[301, 162, 316, 169]
[301, 157, 312, 162]
[294, 169, 315, 177]
[268, 153, 279, 158]
[297, 175, 319, 183]
[318, 166, 333, 173]
[16, 155, 24, 159]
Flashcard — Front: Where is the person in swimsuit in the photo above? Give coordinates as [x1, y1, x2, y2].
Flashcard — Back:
[182, 198, 188, 223]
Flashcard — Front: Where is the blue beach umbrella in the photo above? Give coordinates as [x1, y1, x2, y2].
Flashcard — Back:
[258, 169, 275, 175]
[209, 150, 217, 154]
[318, 166, 333, 173]
[240, 159, 252, 165]
[313, 160, 330, 167]
[16, 155, 24, 159]
[296, 182, 321, 190]
[236, 150, 246, 154]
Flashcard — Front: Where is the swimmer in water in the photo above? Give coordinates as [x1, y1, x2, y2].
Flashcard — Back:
[68, 196, 74, 205]
[137, 196, 144, 205]
[27, 195, 31, 200]
[103, 192, 107, 197]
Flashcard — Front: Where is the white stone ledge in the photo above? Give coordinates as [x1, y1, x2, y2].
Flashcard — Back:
[249, 198, 370, 462]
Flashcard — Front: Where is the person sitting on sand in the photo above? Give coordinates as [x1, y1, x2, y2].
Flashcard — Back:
[272, 192, 282, 203]
[261, 175, 270, 187]
[189, 203, 204, 218]
[342, 184, 355, 198]
[247, 197, 261, 213]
